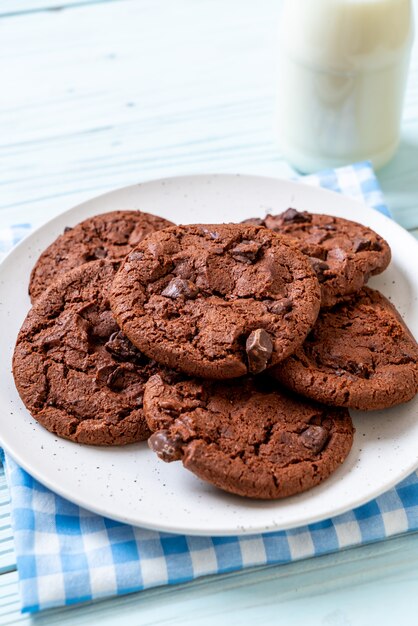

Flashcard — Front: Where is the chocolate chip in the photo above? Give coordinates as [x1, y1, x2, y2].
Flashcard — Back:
[346, 360, 371, 379]
[355, 237, 383, 253]
[230, 240, 261, 264]
[263, 215, 281, 231]
[159, 398, 182, 414]
[267, 298, 293, 315]
[324, 224, 337, 231]
[64, 226, 73, 233]
[281, 208, 312, 223]
[38, 330, 62, 349]
[328, 247, 346, 262]
[242, 217, 265, 226]
[93, 247, 107, 259]
[128, 250, 144, 262]
[95, 365, 114, 384]
[353, 238, 371, 252]
[201, 227, 220, 240]
[84, 246, 109, 262]
[105, 331, 146, 364]
[148, 430, 183, 462]
[246, 328, 273, 374]
[96, 364, 133, 390]
[300, 425, 329, 454]
[161, 277, 199, 299]
[106, 366, 126, 391]
[308, 257, 330, 282]
[144, 240, 158, 255]
[306, 231, 329, 245]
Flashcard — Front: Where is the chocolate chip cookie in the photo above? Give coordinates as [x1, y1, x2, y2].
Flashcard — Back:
[243, 209, 391, 307]
[14, 260, 171, 445]
[110, 223, 321, 379]
[29, 210, 174, 302]
[144, 374, 354, 499]
[272, 287, 418, 411]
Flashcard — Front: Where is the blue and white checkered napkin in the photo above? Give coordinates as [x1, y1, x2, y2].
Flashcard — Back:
[4, 161, 415, 615]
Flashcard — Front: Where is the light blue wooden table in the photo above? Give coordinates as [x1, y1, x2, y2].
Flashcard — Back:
[1, 1, 418, 623]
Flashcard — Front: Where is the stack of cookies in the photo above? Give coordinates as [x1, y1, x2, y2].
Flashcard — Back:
[13, 208, 418, 500]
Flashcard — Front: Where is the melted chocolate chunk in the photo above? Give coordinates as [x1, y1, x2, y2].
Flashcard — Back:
[230, 240, 261, 264]
[328, 247, 346, 262]
[92, 246, 107, 259]
[267, 298, 293, 315]
[161, 277, 199, 299]
[106, 365, 129, 391]
[300, 425, 329, 454]
[242, 217, 264, 226]
[148, 430, 183, 462]
[105, 331, 146, 364]
[129, 250, 144, 262]
[201, 227, 220, 240]
[308, 257, 331, 283]
[353, 238, 372, 253]
[345, 360, 371, 379]
[159, 398, 182, 414]
[246, 329, 273, 374]
[281, 208, 312, 224]
[353, 238, 382, 253]
[96, 364, 115, 384]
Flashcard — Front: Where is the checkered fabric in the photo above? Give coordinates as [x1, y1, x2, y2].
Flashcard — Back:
[3, 161, 411, 615]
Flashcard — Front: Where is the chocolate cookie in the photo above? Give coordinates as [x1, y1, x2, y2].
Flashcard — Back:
[272, 288, 418, 411]
[144, 374, 354, 499]
[29, 210, 174, 302]
[243, 209, 391, 307]
[14, 260, 171, 445]
[110, 223, 321, 379]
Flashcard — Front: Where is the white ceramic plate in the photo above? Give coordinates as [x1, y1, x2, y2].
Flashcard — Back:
[1, 174, 418, 536]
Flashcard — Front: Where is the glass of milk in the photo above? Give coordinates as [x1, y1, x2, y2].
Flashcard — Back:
[275, 0, 414, 173]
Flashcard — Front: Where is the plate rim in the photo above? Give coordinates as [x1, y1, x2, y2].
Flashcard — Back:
[0, 171, 403, 263]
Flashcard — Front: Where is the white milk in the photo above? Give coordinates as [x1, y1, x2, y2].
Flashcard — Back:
[275, 0, 414, 172]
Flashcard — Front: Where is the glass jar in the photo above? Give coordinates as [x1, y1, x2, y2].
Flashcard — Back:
[275, 0, 414, 172]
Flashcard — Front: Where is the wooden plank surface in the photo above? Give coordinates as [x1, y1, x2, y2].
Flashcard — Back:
[1, 0, 418, 623]
[0, 468, 14, 576]
[0, 1, 125, 18]
[0, 0, 288, 228]
[2, 0, 417, 232]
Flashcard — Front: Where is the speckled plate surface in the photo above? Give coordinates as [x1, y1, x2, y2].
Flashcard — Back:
[1, 174, 418, 536]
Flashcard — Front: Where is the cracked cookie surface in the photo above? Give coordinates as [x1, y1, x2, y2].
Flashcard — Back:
[29, 210, 174, 302]
[243, 209, 391, 308]
[272, 287, 418, 410]
[110, 223, 321, 379]
[143, 374, 354, 499]
[14, 260, 174, 445]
